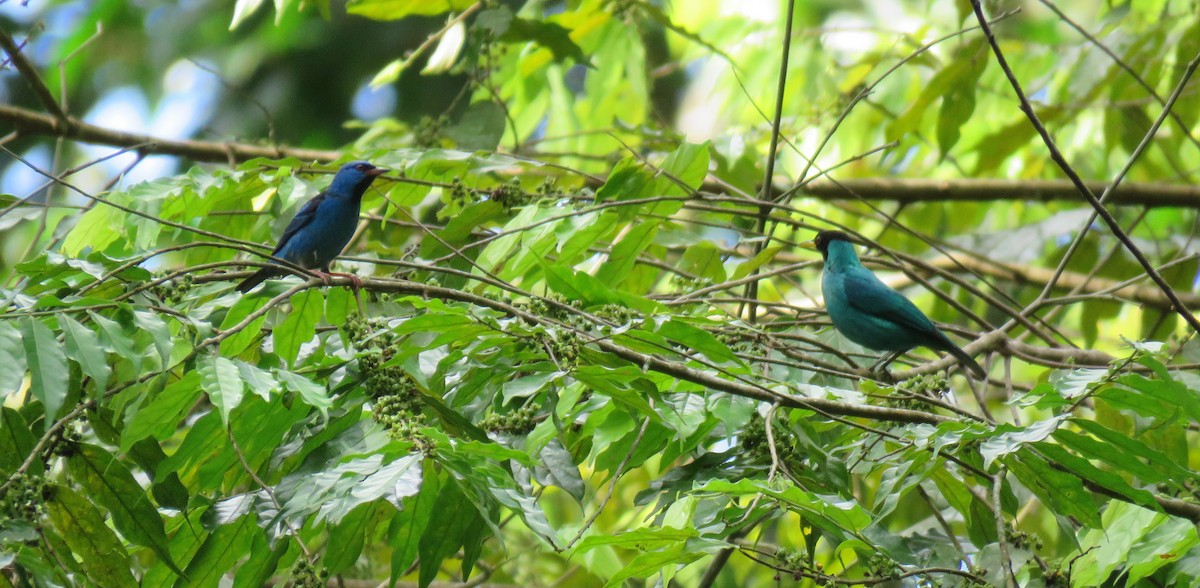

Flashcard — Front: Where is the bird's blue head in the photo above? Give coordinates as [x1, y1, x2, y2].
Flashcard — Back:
[327, 160, 386, 200]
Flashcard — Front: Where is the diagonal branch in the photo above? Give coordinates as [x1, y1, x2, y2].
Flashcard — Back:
[969, 0, 1200, 336]
[0, 25, 70, 127]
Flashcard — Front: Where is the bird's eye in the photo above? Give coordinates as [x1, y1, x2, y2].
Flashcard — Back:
[356, 164, 366, 171]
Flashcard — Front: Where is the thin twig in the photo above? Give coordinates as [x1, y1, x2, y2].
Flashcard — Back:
[969, 0, 1200, 335]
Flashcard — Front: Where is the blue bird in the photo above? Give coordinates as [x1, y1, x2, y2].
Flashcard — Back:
[803, 230, 986, 379]
[236, 161, 386, 293]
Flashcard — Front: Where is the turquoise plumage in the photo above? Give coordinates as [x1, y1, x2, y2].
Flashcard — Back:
[805, 230, 986, 378]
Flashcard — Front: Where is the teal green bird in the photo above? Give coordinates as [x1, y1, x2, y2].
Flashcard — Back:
[803, 230, 986, 379]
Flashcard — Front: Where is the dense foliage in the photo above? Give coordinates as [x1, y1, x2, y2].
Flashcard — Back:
[3, 0, 1200, 586]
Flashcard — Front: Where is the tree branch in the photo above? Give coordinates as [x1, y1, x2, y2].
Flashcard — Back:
[0, 26, 70, 127]
[793, 176, 1200, 208]
[0, 104, 337, 163]
[969, 0, 1200, 336]
[6, 102, 1200, 208]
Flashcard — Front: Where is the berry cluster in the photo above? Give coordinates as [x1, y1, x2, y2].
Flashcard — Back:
[1007, 525, 1044, 551]
[534, 177, 564, 199]
[364, 362, 431, 450]
[480, 402, 541, 435]
[439, 176, 481, 221]
[670, 275, 713, 291]
[149, 273, 193, 304]
[346, 316, 433, 451]
[521, 329, 581, 369]
[879, 389, 929, 411]
[524, 293, 584, 324]
[288, 558, 330, 588]
[414, 115, 450, 149]
[489, 177, 530, 211]
[903, 373, 950, 396]
[50, 426, 82, 458]
[0, 473, 50, 530]
[715, 329, 762, 355]
[738, 414, 800, 465]
[864, 552, 900, 580]
[592, 304, 639, 325]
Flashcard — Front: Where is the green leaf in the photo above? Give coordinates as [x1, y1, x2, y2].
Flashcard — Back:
[535, 438, 585, 502]
[595, 221, 659, 288]
[559, 211, 620, 263]
[274, 453, 422, 526]
[540, 261, 659, 312]
[61, 204, 122, 256]
[656, 319, 740, 365]
[1061, 419, 1193, 483]
[237, 359, 279, 400]
[658, 141, 711, 193]
[346, 0, 475, 19]
[1006, 449, 1101, 527]
[504, 12, 592, 67]
[390, 466, 441, 586]
[574, 526, 698, 552]
[174, 512, 255, 586]
[121, 371, 203, 451]
[445, 101, 508, 151]
[324, 282, 355, 327]
[0, 321, 27, 397]
[91, 311, 141, 372]
[133, 310, 173, 367]
[606, 540, 710, 587]
[68, 443, 184, 578]
[418, 477, 479, 588]
[937, 82, 976, 157]
[0, 407, 38, 474]
[218, 295, 269, 356]
[276, 369, 331, 418]
[20, 316, 68, 427]
[596, 158, 655, 204]
[59, 314, 111, 390]
[730, 245, 782, 281]
[325, 503, 382, 574]
[679, 241, 726, 283]
[46, 485, 138, 587]
[199, 355, 244, 425]
[1033, 442, 1159, 509]
[274, 289, 323, 365]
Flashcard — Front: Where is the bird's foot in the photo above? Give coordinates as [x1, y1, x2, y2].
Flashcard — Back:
[310, 271, 334, 287]
[327, 271, 363, 291]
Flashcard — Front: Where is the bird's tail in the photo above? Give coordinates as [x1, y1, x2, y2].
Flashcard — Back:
[235, 268, 278, 293]
[946, 344, 986, 379]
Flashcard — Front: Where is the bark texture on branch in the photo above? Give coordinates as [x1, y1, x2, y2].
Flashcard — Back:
[793, 177, 1200, 208]
[5, 103, 1200, 208]
[0, 104, 338, 163]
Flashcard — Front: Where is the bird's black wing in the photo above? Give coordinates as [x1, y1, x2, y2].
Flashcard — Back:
[840, 269, 940, 336]
[271, 192, 327, 256]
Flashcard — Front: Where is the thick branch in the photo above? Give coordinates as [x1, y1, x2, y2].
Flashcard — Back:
[0, 26, 69, 126]
[5, 103, 1200, 208]
[0, 104, 338, 163]
[919, 254, 1200, 311]
[793, 177, 1200, 209]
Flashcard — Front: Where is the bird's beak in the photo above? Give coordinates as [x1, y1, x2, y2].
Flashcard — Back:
[366, 167, 387, 177]
[799, 240, 817, 250]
